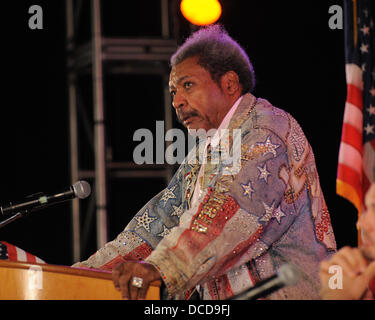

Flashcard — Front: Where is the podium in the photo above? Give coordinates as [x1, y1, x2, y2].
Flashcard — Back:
[0, 260, 161, 300]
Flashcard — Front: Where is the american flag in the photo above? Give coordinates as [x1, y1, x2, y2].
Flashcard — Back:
[337, 0, 375, 233]
[0, 241, 45, 264]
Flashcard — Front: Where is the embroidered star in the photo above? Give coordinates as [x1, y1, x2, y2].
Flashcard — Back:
[262, 136, 280, 158]
[364, 123, 375, 135]
[259, 202, 286, 224]
[160, 185, 177, 207]
[135, 209, 157, 232]
[171, 204, 184, 217]
[361, 25, 370, 35]
[367, 105, 375, 116]
[260, 201, 276, 223]
[257, 163, 271, 183]
[241, 180, 255, 198]
[158, 225, 171, 237]
[273, 206, 286, 224]
[360, 43, 369, 53]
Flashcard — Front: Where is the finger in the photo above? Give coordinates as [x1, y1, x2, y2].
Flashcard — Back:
[137, 281, 149, 300]
[112, 264, 123, 291]
[350, 248, 368, 274]
[129, 278, 139, 300]
[329, 256, 352, 276]
[319, 260, 330, 273]
[337, 247, 367, 276]
[331, 249, 358, 277]
[118, 273, 131, 300]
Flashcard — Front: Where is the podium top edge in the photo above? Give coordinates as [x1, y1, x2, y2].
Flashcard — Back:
[0, 260, 161, 287]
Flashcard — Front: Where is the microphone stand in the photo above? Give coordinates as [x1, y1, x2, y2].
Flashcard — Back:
[0, 210, 28, 229]
[0, 193, 71, 229]
[0, 202, 63, 229]
[0, 192, 43, 229]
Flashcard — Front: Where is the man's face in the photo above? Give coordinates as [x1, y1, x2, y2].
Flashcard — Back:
[169, 56, 227, 132]
[359, 184, 375, 260]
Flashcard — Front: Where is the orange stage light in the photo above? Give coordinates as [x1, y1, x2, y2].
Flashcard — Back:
[180, 0, 222, 26]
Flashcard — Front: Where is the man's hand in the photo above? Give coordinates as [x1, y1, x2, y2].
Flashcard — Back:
[319, 246, 375, 300]
[112, 261, 162, 300]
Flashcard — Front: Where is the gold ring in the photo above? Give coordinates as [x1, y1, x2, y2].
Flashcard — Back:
[131, 276, 143, 288]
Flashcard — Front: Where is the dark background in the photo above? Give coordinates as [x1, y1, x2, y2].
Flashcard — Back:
[0, 0, 356, 266]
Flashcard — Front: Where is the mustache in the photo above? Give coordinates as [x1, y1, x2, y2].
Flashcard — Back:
[176, 110, 200, 124]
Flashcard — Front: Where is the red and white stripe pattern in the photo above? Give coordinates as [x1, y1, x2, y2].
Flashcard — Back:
[0, 241, 45, 264]
[337, 1, 375, 233]
[337, 64, 366, 213]
[337, 64, 374, 218]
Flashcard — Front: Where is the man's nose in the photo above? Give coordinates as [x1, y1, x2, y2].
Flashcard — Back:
[172, 91, 186, 110]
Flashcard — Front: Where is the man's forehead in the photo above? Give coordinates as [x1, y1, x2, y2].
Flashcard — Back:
[169, 70, 197, 88]
[169, 56, 205, 86]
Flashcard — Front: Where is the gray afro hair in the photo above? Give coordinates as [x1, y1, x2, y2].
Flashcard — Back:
[170, 24, 255, 94]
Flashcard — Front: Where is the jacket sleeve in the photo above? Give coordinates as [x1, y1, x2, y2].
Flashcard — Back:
[72, 166, 185, 270]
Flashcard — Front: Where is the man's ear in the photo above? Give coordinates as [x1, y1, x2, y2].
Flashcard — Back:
[221, 71, 241, 96]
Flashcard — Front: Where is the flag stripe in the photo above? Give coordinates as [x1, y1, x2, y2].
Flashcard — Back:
[227, 265, 255, 295]
[101, 242, 152, 270]
[345, 64, 364, 89]
[5, 242, 17, 261]
[336, 179, 361, 212]
[220, 275, 235, 299]
[346, 84, 364, 110]
[338, 141, 363, 175]
[337, 163, 362, 197]
[16, 247, 27, 262]
[171, 193, 240, 259]
[26, 251, 37, 263]
[343, 102, 363, 134]
[341, 123, 363, 154]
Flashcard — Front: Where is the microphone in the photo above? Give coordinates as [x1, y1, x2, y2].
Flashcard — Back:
[230, 263, 301, 300]
[0, 181, 91, 217]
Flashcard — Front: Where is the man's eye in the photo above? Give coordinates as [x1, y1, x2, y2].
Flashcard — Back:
[184, 82, 192, 89]
[170, 91, 176, 97]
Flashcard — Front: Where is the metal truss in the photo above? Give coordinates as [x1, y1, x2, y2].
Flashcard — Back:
[65, 0, 178, 262]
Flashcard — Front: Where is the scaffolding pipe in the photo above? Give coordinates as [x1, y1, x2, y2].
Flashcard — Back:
[91, 0, 108, 249]
[66, 0, 81, 262]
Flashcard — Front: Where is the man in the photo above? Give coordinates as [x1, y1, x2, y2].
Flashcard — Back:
[319, 184, 375, 299]
[73, 25, 336, 300]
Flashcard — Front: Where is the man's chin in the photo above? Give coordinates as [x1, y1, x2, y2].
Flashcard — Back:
[186, 122, 211, 136]
[188, 127, 208, 137]
[360, 243, 375, 261]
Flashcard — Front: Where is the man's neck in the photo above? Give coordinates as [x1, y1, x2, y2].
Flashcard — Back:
[216, 95, 243, 131]
[215, 93, 242, 128]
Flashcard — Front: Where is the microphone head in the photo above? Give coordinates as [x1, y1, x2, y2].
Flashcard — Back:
[278, 263, 301, 287]
[72, 181, 91, 199]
